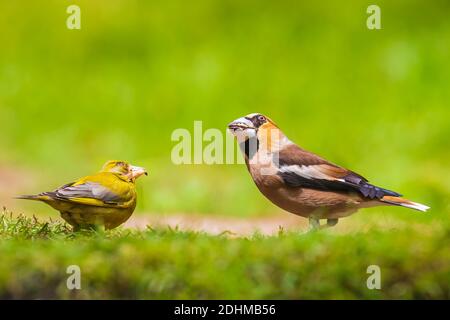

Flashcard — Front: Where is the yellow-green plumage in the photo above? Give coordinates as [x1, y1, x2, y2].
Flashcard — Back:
[17, 160, 147, 230]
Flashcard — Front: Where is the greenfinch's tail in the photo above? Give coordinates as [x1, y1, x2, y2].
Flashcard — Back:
[15, 194, 53, 202]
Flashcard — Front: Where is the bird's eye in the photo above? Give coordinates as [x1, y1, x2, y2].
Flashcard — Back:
[258, 115, 266, 122]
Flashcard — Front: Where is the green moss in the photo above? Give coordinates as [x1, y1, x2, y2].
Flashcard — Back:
[0, 212, 448, 299]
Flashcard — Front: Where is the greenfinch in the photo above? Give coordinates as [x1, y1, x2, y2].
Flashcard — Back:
[17, 160, 147, 231]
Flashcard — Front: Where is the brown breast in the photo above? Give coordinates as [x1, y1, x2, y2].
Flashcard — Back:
[248, 160, 363, 219]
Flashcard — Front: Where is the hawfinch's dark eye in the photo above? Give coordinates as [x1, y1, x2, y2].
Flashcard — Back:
[258, 115, 266, 122]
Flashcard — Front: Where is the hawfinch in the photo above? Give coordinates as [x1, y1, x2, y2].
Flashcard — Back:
[228, 113, 429, 230]
[17, 160, 147, 231]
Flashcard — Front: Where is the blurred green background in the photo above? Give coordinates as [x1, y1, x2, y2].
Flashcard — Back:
[0, 0, 449, 219]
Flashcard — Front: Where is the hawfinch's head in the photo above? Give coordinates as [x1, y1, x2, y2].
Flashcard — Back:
[228, 113, 277, 142]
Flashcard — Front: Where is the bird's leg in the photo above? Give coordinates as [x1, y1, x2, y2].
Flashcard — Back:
[326, 218, 339, 228]
[84, 224, 102, 232]
[307, 217, 339, 232]
[308, 217, 321, 231]
[72, 223, 100, 233]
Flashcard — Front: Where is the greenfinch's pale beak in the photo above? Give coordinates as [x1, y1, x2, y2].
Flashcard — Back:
[130, 165, 148, 179]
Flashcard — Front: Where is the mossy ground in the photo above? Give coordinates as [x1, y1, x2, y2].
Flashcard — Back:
[1, 211, 448, 299]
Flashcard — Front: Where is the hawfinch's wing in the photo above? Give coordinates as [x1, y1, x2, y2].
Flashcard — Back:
[276, 144, 401, 199]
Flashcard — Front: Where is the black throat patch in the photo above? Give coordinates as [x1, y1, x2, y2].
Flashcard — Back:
[239, 136, 259, 160]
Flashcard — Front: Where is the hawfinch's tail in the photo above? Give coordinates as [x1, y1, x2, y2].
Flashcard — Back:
[380, 196, 430, 212]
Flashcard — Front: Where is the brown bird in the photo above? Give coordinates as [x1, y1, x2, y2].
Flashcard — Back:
[228, 113, 429, 230]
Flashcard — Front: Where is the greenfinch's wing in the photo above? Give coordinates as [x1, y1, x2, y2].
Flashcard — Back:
[46, 181, 128, 207]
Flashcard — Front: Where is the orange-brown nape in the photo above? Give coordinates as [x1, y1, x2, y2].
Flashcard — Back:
[256, 119, 287, 153]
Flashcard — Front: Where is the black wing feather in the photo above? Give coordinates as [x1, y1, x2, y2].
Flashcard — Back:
[278, 170, 401, 200]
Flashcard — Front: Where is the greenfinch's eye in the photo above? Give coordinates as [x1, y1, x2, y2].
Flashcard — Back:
[119, 163, 130, 173]
[115, 162, 126, 170]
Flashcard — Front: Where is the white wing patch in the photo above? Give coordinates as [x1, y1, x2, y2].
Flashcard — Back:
[279, 164, 344, 181]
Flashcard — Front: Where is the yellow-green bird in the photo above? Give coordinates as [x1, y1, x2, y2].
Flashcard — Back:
[17, 160, 147, 231]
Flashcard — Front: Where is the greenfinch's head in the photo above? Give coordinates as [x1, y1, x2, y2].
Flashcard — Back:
[101, 160, 148, 182]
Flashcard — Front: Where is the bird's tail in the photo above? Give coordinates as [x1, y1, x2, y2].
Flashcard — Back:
[15, 194, 51, 202]
[380, 196, 430, 212]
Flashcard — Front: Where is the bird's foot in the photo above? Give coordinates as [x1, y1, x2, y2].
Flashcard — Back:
[308, 217, 321, 232]
[326, 218, 339, 227]
[307, 218, 339, 232]
[72, 224, 103, 233]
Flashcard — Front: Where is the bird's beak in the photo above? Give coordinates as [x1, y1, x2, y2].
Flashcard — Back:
[129, 165, 148, 179]
[227, 117, 255, 132]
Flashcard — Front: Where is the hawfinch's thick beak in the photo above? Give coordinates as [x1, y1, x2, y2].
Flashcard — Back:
[227, 117, 255, 132]
[130, 165, 148, 179]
